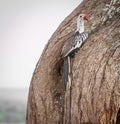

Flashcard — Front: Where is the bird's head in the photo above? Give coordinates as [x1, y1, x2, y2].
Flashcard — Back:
[76, 13, 89, 33]
[79, 14, 89, 21]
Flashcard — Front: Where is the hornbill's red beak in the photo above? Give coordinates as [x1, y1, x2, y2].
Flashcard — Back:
[83, 14, 89, 21]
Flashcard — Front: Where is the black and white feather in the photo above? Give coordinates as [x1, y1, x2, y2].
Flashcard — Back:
[61, 31, 88, 57]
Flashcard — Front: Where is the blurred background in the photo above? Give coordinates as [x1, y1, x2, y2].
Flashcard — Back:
[0, 0, 82, 123]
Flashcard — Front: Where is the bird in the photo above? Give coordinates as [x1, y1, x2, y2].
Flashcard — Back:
[62, 14, 89, 91]
[62, 14, 89, 57]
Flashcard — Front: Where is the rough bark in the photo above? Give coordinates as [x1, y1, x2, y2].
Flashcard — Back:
[26, 0, 120, 123]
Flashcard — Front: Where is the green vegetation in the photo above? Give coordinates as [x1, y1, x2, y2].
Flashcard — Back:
[0, 88, 28, 124]
[0, 102, 26, 123]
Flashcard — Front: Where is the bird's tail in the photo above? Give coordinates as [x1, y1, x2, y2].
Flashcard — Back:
[63, 56, 71, 91]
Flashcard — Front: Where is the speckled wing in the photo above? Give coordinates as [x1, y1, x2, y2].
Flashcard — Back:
[61, 32, 88, 57]
[61, 32, 76, 57]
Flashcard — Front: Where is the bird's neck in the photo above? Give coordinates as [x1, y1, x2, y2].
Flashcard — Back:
[76, 17, 84, 34]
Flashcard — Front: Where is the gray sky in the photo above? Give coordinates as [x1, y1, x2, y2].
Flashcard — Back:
[0, 0, 82, 88]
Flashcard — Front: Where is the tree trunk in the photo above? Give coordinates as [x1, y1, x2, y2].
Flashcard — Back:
[26, 0, 120, 123]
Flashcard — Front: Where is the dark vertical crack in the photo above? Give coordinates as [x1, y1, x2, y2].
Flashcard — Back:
[116, 108, 120, 124]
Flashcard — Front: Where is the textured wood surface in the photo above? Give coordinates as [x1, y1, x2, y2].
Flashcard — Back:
[26, 0, 120, 123]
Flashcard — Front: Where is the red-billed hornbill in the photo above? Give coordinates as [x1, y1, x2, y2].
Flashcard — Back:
[62, 14, 89, 91]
